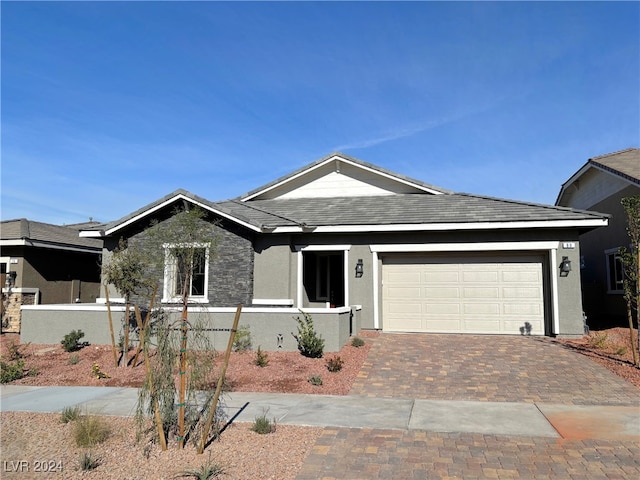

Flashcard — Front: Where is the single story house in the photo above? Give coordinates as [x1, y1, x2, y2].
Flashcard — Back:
[22, 153, 608, 350]
[1, 219, 102, 332]
[556, 147, 639, 328]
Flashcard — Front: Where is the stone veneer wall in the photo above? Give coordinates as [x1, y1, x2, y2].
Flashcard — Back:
[2, 291, 38, 332]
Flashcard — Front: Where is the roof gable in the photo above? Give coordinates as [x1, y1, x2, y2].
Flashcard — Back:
[556, 148, 640, 208]
[240, 152, 450, 201]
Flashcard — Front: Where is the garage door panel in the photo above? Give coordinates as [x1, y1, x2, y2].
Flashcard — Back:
[463, 287, 500, 298]
[387, 271, 421, 283]
[464, 303, 500, 315]
[502, 271, 540, 282]
[503, 303, 542, 315]
[425, 287, 460, 299]
[383, 256, 545, 335]
[387, 286, 422, 298]
[386, 301, 422, 314]
[425, 271, 459, 282]
[503, 287, 541, 298]
[425, 318, 462, 332]
[463, 271, 499, 282]
[426, 303, 461, 314]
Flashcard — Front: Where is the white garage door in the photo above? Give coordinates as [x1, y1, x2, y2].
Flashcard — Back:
[382, 255, 545, 335]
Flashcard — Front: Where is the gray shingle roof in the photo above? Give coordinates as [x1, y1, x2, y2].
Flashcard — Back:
[1, 219, 102, 250]
[219, 193, 607, 229]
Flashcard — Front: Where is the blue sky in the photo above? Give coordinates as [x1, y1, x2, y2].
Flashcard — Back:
[2, 1, 639, 225]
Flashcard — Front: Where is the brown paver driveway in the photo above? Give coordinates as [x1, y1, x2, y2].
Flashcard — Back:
[297, 333, 640, 479]
[349, 333, 639, 405]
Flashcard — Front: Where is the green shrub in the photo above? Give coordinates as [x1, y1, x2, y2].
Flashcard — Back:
[5, 340, 24, 361]
[308, 375, 323, 386]
[292, 311, 324, 358]
[233, 324, 252, 352]
[0, 359, 26, 383]
[350, 336, 365, 348]
[61, 330, 85, 353]
[251, 411, 276, 434]
[61, 405, 81, 423]
[588, 332, 608, 349]
[176, 458, 225, 479]
[254, 346, 269, 367]
[68, 354, 80, 365]
[74, 415, 110, 448]
[78, 451, 100, 471]
[325, 356, 344, 373]
[616, 346, 628, 356]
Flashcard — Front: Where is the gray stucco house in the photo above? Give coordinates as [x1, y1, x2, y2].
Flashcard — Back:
[556, 148, 639, 328]
[22, 153, 608, 350]
[1, 219, 102, 332]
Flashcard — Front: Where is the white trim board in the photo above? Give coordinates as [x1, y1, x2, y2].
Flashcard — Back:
[370, 241, 560, 253]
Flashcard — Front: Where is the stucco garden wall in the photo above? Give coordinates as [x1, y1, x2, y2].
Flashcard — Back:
[20, 304, 361, 352]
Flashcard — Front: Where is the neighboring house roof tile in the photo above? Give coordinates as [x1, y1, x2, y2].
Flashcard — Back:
[589, 148, 640, 184]
[556, 148, 639, 206]
[1, 218, 102, 250]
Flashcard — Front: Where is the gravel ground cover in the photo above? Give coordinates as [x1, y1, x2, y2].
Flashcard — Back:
[1, 328, 638, 479]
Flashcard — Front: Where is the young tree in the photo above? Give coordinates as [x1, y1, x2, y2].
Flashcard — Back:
[620, 196, 639, 366]
[103, 238, 152, 367]
[136, 206, 221, 449]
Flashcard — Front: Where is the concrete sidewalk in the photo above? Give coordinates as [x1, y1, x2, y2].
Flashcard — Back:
[2, 385, 638, 440]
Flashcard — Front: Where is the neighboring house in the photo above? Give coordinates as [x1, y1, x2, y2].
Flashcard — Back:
[21, 153, 608, 349]
[0, 219, 103, 332]
[556, 148, 640, 329]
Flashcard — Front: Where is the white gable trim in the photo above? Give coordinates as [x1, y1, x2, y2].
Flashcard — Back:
[100, 194, 262, 237]
[242, 154, 445, 201]
[556, 161, 639, 206]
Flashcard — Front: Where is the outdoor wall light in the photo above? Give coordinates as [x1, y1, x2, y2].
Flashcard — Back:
[355, 259, 364, 278]
[560, 256, 572, 276]
[4, 271, 16, 289]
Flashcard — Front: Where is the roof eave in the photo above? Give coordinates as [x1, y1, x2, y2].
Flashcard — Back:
[265, 218, 609, 234]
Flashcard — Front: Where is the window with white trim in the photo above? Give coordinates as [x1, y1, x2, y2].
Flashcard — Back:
[605, 248, 624, 294]
[163, 244, 209, 302]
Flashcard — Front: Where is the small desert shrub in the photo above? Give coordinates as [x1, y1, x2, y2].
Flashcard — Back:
[61, 405, 81, 423]
[350, 336, 365, 348]
[588, 332, 608, 349]
[61, 330, 85, 352]
[74, 415, 110, 448]
[251, 411, 276, 434]
[233, 324, 252, 352]
[176, 457, 225, 479]
[325, 356, 344, 373]
[254, 346, 269, 367]
[292, 311, 324, 358]
[0, 359, 26, 383]
[308, 375, 323, 386]
[616, 346, 628, 356]
[5, 340, 24, 361]
[68, 354, 80, 365]
[78, 451, 100, 471]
